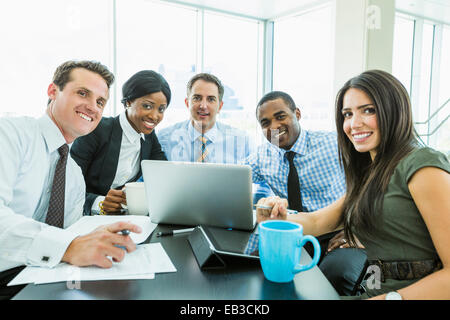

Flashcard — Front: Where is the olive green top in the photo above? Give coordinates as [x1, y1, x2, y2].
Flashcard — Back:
[351, 147, 450, 299]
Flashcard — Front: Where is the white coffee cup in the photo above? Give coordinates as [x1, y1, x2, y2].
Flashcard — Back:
[124, 182, 148, 216]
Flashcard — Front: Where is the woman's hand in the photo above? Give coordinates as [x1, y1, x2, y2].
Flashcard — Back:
[256, 196, 289, 223]
[326, 230, 365, 253]
[326, 230, 349, 253]
[101, 189, 127, 215]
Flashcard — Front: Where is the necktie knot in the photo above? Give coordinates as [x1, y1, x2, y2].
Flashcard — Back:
[286, 151, 296, 162]
[58, 144, 69, 158]
[199, 136, 208, 144]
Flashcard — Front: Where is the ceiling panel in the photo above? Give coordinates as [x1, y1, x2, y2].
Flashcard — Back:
[161, 0, 450, 24]
[396, 0, 450, 24]
[160, 0, 327, 20]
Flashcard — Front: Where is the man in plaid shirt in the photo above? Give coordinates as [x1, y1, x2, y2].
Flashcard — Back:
[244, 91, 345, 211]
[244, 91, 367, 296]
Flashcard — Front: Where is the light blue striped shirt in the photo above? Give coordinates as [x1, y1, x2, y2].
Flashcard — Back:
[244, 129, 346, 212]
[157, 120, 253, 164]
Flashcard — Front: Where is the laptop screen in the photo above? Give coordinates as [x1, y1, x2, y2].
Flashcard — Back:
[142, 160, 255, 230]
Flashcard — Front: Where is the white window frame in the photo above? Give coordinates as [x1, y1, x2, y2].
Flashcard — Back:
[398, 10, 449, 147]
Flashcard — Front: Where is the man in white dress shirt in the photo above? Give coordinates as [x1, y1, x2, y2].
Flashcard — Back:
[0, 60, 141, 299]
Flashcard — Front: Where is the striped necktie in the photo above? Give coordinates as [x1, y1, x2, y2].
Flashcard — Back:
[46, 144, 69, 228]
[197, 135, 209, 162]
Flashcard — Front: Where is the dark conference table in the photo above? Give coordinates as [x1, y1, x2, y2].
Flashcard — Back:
[12, 224, 340, 300]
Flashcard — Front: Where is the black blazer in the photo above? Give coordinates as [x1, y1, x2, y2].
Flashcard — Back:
[71, 115, 167, 215]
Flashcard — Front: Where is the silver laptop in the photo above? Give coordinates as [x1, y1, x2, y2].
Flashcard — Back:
[141, 160, 256, 231]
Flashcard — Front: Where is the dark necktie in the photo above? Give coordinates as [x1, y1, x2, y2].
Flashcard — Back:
[286, 151, 304, 212]
[46, 144, 69, 228]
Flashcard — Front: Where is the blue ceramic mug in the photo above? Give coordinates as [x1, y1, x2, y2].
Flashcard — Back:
[258, 220, 321, 283]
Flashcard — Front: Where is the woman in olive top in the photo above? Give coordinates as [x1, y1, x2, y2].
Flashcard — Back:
[256, 70, 450, 299]
[71, 70, 170, 215]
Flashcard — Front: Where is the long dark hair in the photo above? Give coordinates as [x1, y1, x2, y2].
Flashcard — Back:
[335, 70, 418, 245]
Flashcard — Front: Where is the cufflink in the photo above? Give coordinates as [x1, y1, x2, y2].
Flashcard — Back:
[41, 256, 50, 262]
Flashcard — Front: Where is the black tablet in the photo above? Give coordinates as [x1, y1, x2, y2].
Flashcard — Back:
[199, 225, 259, 259]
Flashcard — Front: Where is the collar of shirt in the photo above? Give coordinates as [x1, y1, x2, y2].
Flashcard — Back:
[188, 120, 218, 143]
[271, 127, 308, 159]
[120, 110, 145, 144]
[38, 114, 71, 153]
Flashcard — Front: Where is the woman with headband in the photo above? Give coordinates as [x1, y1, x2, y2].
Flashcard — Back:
[71, 70, 170, 215]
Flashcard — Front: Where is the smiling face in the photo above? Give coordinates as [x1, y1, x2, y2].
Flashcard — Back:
[125, 91, 167, 135]
[341, 88, 380, 160]
[47, 68, 109, 144]
[186, 79, 223, 133]
[257, 98, 301, 150]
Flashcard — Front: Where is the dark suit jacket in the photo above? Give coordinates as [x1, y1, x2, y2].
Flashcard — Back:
[71, 115, 167, 215]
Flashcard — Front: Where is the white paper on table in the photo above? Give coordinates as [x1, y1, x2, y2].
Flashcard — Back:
[8, 216, 156, 286]
[66, 215, 157, 244]
[7, 266, 44, 286]
[9, 243, 175, 286]
[144, 242, 177, 274]
[8, 268, 155, 286]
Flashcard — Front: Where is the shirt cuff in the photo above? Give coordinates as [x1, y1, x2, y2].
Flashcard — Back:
[26, 225, 78, 268]
[91, 196, 106, 215]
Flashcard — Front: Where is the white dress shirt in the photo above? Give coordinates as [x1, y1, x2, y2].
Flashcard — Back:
[0, 114, 84, 272]
[91, 111, 144, 213]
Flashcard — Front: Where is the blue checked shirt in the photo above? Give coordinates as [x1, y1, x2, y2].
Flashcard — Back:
[244, 129, 346, 212]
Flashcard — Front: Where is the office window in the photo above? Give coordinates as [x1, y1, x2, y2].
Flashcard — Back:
[116, 0, 198, 126]
[203, 12, 261, 139]
[273, 4, 334, 131]
[0, 0, 113, 118]
[439, 26, 450, 108]
[392, 14, 414, 94]
[392, 12, 450, 152]
[416, 22, 435, 133]
[435, 26, 450, 151]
